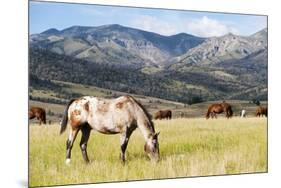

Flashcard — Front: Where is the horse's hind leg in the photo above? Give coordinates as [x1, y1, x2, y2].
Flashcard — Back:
[80, 124, 91, 163]
[65, 127, 80, 165]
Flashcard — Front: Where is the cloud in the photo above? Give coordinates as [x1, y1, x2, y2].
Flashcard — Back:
[184, 16, 240, 37]
[131, 15, 240, 37]
[131, 15, 179, 36]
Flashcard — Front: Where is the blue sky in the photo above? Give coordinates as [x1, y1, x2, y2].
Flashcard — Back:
[29, 1, 267, 37]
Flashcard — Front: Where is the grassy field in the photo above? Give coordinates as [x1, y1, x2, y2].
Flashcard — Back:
[29, 117, 267, 187]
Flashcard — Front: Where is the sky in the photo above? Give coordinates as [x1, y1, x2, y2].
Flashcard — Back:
[29, 1, 267, 37]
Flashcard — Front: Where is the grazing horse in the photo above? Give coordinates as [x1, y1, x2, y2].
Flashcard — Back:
[256, 106, 267, 117]
[154, 110, 172, 120]
[240, 109, 246, 118]
[29, 106, 46, 125]
[60, 95, 160, 164]
[206, 101, 233, 119]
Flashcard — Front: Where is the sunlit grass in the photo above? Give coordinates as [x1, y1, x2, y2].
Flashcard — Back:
[29, 117, 267, 187]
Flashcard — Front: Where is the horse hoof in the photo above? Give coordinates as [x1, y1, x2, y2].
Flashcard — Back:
[65, 158, 71, 165]
[120, 157, 126, 165]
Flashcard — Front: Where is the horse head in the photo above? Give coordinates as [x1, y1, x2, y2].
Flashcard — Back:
[144, 132, 160, 162]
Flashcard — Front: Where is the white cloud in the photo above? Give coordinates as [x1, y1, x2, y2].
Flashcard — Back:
[184, 16, 240, 37]
[131, 15, 179, 36]
[131, 15, 240, 37]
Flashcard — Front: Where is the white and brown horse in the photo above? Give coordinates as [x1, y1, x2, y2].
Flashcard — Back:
[60, 95, 160, 164]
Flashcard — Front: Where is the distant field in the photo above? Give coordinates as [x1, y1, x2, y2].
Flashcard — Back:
[29, 80, 267, 122]
[29, 117, 267, 187]
[29, 98, 267, 124]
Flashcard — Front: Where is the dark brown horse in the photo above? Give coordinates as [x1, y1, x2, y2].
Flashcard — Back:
[154, 110, 172, 120]
[256, 106, 267, 117]
[29, 106, 46, 125]
[206, 101, 233, 119]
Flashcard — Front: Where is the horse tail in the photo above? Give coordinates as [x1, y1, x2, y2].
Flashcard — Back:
[60, 99, 76, 135]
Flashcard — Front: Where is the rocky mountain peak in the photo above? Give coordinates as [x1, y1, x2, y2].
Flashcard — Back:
[41, 28, 60, 35]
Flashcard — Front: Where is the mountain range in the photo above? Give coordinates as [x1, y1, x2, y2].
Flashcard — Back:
[29, 24, 268, 102]
[30, 24, 205, 68]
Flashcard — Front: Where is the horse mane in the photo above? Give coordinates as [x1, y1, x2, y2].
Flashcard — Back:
[128, 96, 155, 133]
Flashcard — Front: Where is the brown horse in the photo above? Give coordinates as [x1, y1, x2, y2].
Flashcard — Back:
[154, 110, 172, 120]
[60, 95, 160, 164]
[29, 106, 46, 125]
[256, 106, 267, 117]
[206, 101, 233, 119]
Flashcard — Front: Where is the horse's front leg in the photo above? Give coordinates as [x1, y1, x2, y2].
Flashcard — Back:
[227, 111, 231, 118]
[226, 112, 229, 119]
[80, 124, 92, 164]
[120, 127, 134, 163]
[36, 116, 42, 125]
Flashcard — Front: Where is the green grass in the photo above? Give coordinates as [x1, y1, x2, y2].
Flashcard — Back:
[29, 117, 267, 187]
[30, 89, 61, 100]
[53, 80, 107, 97]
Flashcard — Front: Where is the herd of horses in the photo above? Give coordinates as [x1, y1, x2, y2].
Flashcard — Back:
[29, 95, 267, 164]
[205, 101, 267, 119]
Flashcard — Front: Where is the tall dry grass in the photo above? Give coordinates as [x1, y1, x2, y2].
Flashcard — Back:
[29, 117, 267, 187]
